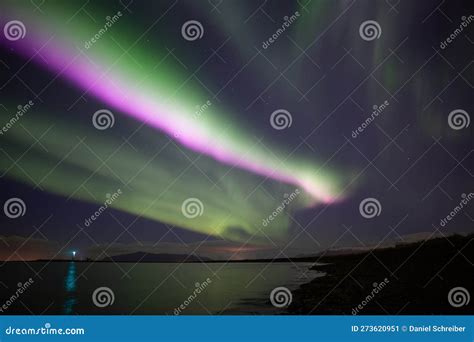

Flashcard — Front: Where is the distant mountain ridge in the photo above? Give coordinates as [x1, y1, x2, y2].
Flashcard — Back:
[294, 232, 473, 259]
[101, 252, 212, 263]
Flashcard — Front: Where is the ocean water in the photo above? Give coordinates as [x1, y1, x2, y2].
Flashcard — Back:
[0, 262, 323, 315]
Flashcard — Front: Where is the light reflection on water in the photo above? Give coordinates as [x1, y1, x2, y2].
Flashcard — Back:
[0, 262, 322, 314]
[63, 261, 77, 314]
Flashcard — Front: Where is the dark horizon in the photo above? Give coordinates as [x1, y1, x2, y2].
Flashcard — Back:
[2, 231, 472, 263]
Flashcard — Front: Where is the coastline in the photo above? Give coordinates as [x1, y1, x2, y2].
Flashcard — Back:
[288, 234, 473, 315]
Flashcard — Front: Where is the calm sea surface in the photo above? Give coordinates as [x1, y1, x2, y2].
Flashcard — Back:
[0, 262, 323, 314]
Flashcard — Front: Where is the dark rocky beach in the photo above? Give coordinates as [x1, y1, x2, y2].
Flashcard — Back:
[288, 234, 473, 315]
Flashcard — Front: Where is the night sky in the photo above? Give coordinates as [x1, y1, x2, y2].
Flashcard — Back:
[0, 0, 472, 261]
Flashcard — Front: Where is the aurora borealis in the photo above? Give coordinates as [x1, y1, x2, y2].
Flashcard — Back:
[0, 0, 350, 247]
[0, 0, 472, 260]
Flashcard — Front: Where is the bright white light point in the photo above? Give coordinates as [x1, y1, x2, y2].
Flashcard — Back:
[72, 251, 76, 257]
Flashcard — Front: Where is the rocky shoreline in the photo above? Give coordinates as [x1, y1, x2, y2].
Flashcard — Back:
[287, 234, 473, 315]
